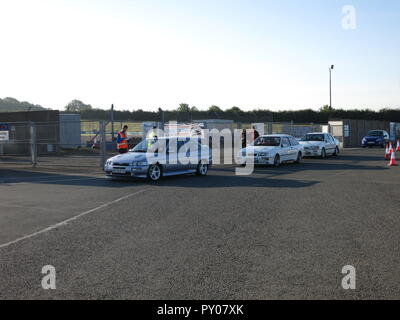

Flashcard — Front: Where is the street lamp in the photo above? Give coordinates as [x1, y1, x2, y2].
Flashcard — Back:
[329, 65, 334, 110]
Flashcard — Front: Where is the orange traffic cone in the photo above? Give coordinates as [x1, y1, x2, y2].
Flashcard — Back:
[388, 151, 397, 166]
[397, 139, 400, 152]
[389, 142, 394, 154]
[385, 143, 391, 160]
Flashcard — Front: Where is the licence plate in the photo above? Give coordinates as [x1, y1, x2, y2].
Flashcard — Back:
[112, 168, 126, 174]
[367, 142, 374, 144]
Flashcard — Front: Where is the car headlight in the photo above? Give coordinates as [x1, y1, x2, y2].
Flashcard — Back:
[106, 160, 113, 166]
[241, 151, 247, 157]
[259, 152, 269, 157]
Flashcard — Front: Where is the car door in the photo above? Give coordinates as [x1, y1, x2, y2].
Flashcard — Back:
[328, 134, 337, 153]
[177, 139, 190, 171]
[288, 136, 301, 160]
[280, 137, 291, 161]
[184, 139, 202, 170]
[325, 134, 331, 154]
[166, 138, 187, 172]
[324, 134, 333, 154]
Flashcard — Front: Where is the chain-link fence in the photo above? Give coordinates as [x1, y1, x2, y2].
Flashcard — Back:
[0, 119, 324, 169]
[0, 120, 128, 169]
[238, 122, 322, 138]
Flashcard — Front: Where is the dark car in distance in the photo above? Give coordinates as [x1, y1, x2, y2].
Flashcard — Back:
[361, 130, 390, 148]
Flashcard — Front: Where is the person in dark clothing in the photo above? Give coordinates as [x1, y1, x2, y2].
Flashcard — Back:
[252, 126, 260, 142]
[241, 129, 247, 148]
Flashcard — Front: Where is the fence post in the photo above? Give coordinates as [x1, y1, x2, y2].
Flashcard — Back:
[267, 122, 273, 134]
[30, 122, 37, 167]
[100, 120, 107, 169]
[111, 104, 115, 142]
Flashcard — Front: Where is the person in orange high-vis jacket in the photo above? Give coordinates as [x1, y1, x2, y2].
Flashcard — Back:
[117, 125, 129, 154]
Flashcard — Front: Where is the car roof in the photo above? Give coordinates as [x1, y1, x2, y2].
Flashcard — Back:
[259, 134, 292, 138]
[146, 136, 195, 140]
[305, 132, 327, 135]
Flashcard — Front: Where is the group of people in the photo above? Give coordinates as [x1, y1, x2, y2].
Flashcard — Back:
[116, 125, 260, 154]
[116, 125, 158, 154]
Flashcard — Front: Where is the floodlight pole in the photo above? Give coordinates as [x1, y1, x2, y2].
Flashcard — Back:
[329, 65, 334, 110]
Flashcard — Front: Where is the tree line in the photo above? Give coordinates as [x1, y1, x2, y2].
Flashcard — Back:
[65, 100, 400, 124]
[2, 98, 400, 123]
[0, 97, 46, 112]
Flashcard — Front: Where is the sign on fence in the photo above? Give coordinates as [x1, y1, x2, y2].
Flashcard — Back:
[0, 131, 9, 141]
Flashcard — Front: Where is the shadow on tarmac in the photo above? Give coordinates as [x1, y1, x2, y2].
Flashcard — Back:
[0, 150, 389, 189]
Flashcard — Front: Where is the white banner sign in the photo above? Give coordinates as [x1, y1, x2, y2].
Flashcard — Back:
[0, 131, 9, 141]
[164, 123, 204, 138]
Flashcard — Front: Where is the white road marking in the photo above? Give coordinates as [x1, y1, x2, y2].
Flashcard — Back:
[0, 172, 102, 181]
[0, 173, 103, 185]
[0, 205, 66, 213]
[0, 176, 103, 186]
[0, 189, 148, 250]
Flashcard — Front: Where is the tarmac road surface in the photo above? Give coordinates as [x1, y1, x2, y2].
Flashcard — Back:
[0, 148, 399, 299]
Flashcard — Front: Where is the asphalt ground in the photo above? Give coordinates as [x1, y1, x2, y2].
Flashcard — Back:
[0, 148, 399, 299]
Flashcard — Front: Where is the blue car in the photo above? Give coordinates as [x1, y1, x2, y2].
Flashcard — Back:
[361, 130, 390, 148]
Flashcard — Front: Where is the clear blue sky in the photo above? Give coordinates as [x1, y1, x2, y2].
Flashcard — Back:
[0, 0, 399, 111]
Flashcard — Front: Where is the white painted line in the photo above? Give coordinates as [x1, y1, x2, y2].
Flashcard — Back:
[0, 205, 66, 213]
[0, 189, 148, 250]
[0, 172, 102, 182]
[1, 176, 104, 186]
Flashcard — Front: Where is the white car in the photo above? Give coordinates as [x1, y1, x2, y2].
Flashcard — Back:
[299, 132, 340, 158]
[237, 134, 304, 167]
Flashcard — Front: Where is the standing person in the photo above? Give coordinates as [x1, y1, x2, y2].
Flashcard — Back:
[117, 125, 129, 154]
[252, 126, 260, 142]
[147, 126, 158, 140]
[147, 126, 159, 149]
[241, 129, 247, 148]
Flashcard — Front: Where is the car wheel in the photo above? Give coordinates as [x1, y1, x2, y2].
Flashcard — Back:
[321, 148, 327, 159]
[333, 147, 339, 156]
[273, 154, 280, 167]
[196, 162, 209, 176]
[147, 164, 162, 181]
[295, 152, 302, 164]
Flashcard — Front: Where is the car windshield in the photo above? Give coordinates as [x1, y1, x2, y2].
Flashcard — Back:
[130, 140, 148, 152]
[367, 131, 384, 137]
[301, 134, 324, 142]
[254, 137, 281, 147]
[130, 139, 166, 153]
